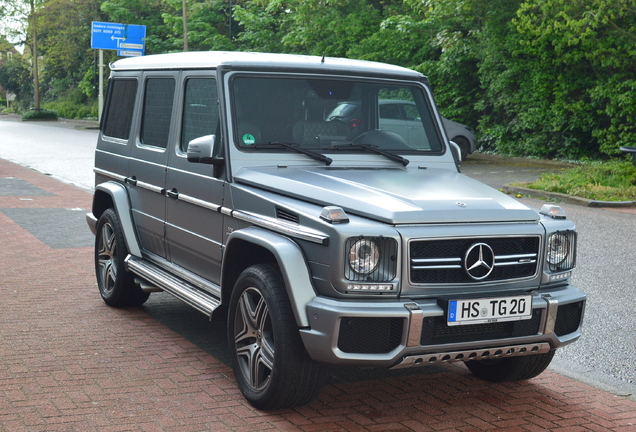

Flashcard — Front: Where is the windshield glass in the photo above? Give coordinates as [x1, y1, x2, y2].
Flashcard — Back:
[231, 75, 443, 155]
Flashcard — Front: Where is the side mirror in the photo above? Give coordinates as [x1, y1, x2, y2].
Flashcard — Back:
[186, 135, 223, 165]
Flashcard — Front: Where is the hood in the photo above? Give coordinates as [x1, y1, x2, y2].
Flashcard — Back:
[234, 166, 539, 224]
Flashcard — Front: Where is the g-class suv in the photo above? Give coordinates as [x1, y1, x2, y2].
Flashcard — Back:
[87, 51, 585, 410]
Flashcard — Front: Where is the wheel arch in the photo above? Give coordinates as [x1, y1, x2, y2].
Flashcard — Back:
[222, 226, 316, 327]
[91, 182, 142, 257]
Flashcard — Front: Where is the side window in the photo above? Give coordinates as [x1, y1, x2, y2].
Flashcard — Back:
[140, 77, 175, 148]
[103, 79, 137, 140]
[379, 103, 402, 120]
[403, 103, 421, 121]
[181, 78, 219, 152]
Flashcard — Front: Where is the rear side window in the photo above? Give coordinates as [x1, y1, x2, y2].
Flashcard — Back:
[103, 79, 137, 140]
[181, 78, 219, 152]
[140, 78, 176, 148]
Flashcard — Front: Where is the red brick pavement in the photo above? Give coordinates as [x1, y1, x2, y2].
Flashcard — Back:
[0, 157, 635, 432]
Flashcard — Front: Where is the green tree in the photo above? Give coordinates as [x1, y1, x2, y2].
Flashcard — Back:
[0, 55, 33, 108]
[36, 0, 103, 100]
[161, 0, 234, 52]
[514, 0, 636, 157]
[101, 0, 174, 53]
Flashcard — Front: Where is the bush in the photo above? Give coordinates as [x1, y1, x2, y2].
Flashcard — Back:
[21, 109, 58, 121]
[42, 100, 97, 119]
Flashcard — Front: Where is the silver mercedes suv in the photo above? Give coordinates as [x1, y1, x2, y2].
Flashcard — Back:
[87, 51, 585, 410]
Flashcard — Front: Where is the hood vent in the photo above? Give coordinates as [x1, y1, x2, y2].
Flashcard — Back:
[276, 208, 300, 225]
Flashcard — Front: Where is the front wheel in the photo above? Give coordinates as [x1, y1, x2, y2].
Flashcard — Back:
[95, 209, 149, 307]
[228, 264, 325, 410]
[465, 351, 555, 382]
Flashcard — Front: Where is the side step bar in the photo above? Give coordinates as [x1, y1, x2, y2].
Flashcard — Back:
[125, 255, 221, 318]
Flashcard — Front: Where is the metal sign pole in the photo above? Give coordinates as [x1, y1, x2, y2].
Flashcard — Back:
[98, 49, 104, 122]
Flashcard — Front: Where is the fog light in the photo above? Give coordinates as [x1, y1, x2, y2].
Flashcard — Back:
[549, 271, 572, 282]
[347, 284, 394, 292]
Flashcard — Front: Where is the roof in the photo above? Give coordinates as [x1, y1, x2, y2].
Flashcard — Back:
[110, 51, 424, 80]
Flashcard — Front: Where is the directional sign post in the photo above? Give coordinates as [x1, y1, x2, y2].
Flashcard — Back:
[91, 21, 146, 55]
[91, 21, 147, 120]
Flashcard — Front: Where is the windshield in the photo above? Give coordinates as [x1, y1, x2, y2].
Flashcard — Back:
[231, 75, 443, 155]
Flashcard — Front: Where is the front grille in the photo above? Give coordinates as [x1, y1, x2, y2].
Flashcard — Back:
[420, 310, 542, 345]
[410, 236, 540, 284]
[338, 317, 403, 353]
[554, 301, 584, 336]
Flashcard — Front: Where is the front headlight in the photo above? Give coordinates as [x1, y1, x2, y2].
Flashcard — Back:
[344, 237, 398, 282]
[546, 231, 577, 272]
[349, 239, 380, 274]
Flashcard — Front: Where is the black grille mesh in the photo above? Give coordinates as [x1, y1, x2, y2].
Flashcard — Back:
[420, 310, 542, 345]
[338, 317, 403, 353]
[410, 236, 540, 284]
[554, 301, 584, 336]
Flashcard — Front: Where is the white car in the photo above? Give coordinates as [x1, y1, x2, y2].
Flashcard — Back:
[328, 100, 476, 160]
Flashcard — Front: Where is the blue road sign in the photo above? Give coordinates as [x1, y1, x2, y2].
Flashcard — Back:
[91, 21, 146, 55]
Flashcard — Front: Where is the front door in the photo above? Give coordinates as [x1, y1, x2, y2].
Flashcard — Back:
[165, 73, 225, 285]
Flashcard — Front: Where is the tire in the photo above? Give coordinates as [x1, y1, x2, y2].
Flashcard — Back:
[465, 351, 555, 382]
[95, 208, 150, 307]
[453, 136, 470, 161]
[228, 264, 326, 410]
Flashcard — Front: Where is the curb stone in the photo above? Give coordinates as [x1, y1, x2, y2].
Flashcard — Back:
[503, 184, 636, 208]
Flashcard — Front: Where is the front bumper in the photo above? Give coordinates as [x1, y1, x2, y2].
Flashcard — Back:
[299, 285, 585, 368]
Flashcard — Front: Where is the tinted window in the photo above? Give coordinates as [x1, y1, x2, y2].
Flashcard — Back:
[232, 76, 443, 153]
[140, 78, 175, 148]
[181, 78, 219, 152]
[103, 79, 137, 140]
[379, 104, 402, 120]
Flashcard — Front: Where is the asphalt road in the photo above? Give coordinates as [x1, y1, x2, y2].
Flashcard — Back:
[1, 114, 634, 399]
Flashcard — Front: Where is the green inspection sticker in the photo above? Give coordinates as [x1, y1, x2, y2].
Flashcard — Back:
[242, 133, 256, 145]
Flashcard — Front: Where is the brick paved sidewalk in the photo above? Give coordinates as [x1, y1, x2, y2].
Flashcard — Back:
[0, 157, 635, 432]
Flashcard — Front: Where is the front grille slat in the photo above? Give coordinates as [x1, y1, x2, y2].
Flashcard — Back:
[410, 236, 540, 284]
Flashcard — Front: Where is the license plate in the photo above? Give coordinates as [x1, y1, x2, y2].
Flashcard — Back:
[447, 295, 532, 326]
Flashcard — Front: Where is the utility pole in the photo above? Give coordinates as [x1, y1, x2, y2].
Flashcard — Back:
[182, 0, 188, 51]
[29, 0, 40, 109]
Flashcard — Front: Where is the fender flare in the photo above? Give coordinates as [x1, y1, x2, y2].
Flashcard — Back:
[92, 181, 142, 257]
[224, 226, 316, 327]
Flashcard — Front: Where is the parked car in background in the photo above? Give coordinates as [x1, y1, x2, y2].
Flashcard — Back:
[442, 117, 476, 161]
[327, 99, 476, 160]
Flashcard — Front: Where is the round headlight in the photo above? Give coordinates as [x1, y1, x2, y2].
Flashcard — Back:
[348, 239, 380, 274]
[547, 233, 570, 265]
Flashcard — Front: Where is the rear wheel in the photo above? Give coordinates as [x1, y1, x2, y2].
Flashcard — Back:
[465, 351, 555, 382]
[453, 136, 470, 161]
[95, 209, 149, 307]
[228, 264, 325, 410]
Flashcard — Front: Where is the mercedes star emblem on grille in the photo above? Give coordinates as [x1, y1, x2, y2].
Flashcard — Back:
[464, 243, 495, 280]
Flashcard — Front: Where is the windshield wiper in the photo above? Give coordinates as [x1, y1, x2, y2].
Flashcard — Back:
[252, 142, 332, 166]
[326, 143, 410, 166]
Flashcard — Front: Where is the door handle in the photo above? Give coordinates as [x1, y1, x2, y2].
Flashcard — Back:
[166, 188, 179, 200]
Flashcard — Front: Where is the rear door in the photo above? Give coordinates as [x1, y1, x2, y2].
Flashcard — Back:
[128, 72, 178, 258]
[165, 72, 225, 285]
